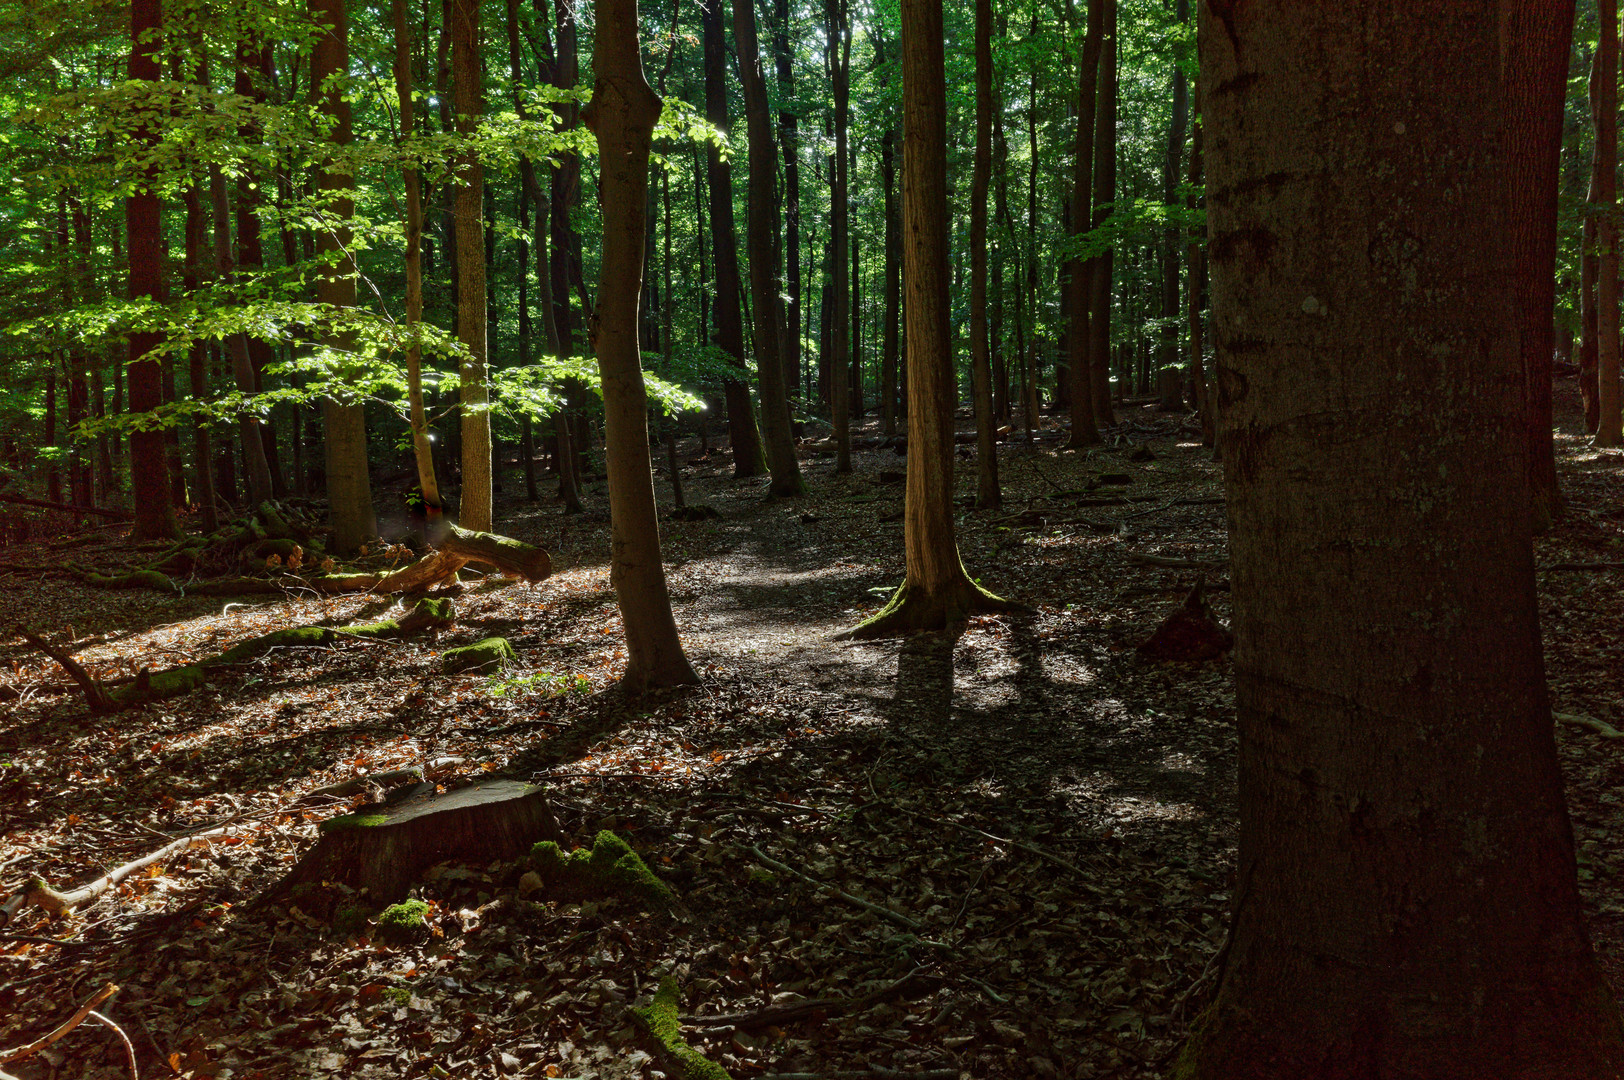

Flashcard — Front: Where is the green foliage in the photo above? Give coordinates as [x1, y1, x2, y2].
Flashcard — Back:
[485, 669, 591, 698]
[375, 900, 432, 945]
[529, 831, 673, 909]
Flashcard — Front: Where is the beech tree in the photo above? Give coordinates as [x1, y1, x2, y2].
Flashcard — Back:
[585, 0, 699, 692]
[452, 0, 492, 529]
[839, 0, 1019, 639]
[1184, 1, 1624, 1073]
[1063, 0, 1103, 449]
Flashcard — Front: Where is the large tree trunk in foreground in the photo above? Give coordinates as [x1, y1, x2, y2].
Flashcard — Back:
[969, 0, 1000, 505]
[839, 0, 1017, 639]
[735, 0, 805, 496]
[701, 0, 764, 478]
[126, 0, 179, 542]
[585, 0, 699, 691]
[311, 0, 378, 553]
[1064, 0, 1103, 449]
[1183, 3, 1624, 1075]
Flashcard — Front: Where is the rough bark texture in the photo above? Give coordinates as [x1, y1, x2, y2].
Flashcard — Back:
[839, 0, 1014, 639]
[126, 0, 179, 542]
[396, 0, 441, 518]
[969, 0, 1001, 506]
[1064, 0, 1103, 448]
[452, 0, 492, 527]
[701, 0, 764, 478]
[880, 99, 901, 437]
[311, 0, 378, 553]
[1183, 3, 1624, 1075]
[1084, 0, 1116, 425]
[585, 0, 699, 692]
[734, 0, 805, 496]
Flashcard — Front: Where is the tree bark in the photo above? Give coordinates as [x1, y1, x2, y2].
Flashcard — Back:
[1581, 51, 1602, 435]
[183, 183, 218, 531]
[1182, 3, 1624, 1074]
[1599, 0, 1622, 447]
[880, 70, 901, 437]
[450, 0, 492, 526]
[735, 0, 806, 496]
[1064, 0, 1103, 448]
[585, 0, 699, 691]
[702, 0, 765, 477]
[839, 0, 1017, 639]
[1187, 82, 1212, 447]
[969, 0, 1001, 505]
[126, 0, 180, 542]
[311, 0, 378, 553]
[1156, 0, 1187, 410]
[827, 0, 853, 474]
[396, 0, 443, 519]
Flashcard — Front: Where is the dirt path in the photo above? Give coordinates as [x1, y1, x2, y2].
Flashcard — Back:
[0, 387, 1619, 1079]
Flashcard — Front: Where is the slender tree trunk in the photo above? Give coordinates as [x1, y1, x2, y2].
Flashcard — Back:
[702, 0, 765, 477]
[970, 0, 1001, 505]
[450, 0, 492, 526]
[182, 183, 219, 531]
[1085, 0, 1116, 424]
[1581, 62, 1602, 436]
[1600, 0, 1623, 447]
[1182, 5, 1624, 1073]
[841, 0, 1016, 639]
[235, 42, 286, 497]
[773, 0, 802, 401]
[208, 164, 277, 507]
[1064, 0, 1103, 447]
[880, 72, 901, 436]
[991, 26, 1010, 428]
[1024, 13, 1041, 431]
[395, 0, 442, 518]
[1187, 83, 1212, 448]
[1156, 0, 1187, 410]
[735, 0, 805, 496]
[311, 0, 377, 552]
[126, 0, 179, 542]
[1509, 4, 1573, 527]
[585, 0, 699, 691]
[826, 0, 853, 473]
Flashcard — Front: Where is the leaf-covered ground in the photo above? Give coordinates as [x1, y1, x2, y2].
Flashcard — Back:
[2, 383, 1621, 1080]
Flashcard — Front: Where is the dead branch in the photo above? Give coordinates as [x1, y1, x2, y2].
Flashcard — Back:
[13, 625, 113, 713]
[685, 968, 926, 1030]
[1541, 562, 1624, 572]
[747, 845, 921, 931]
[0, 983, 119, 1066]
[1557, 712, 1624, 740]
[87, 1010, 139, 1080]
[1124, 552, 1227, 571]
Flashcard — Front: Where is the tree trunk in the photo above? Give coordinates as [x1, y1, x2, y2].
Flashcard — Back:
[1024, 19, 1041, 431]
[1187, 83, 1212, 448]
[1064, 0, 1103, 448]
[969, 0, 1001, 506]
[735, 0, 806, 496]
[183, 183, 218, 530]
[839, 0, 1017, 639]
[827, 0, 853, 474]
[880, 91, 901, 437]
[702, 0, 764, 478]
[1508, 4, 1573, 528]
[450, 0, 492, 527]
[585, 0, 699, 691]
[1182, 4, 1624, 1074]
[235, 42, 286, 497]
[208, 163, 277, 507]
[1084, 0, 1116, 425]
[311, 0, 378, 553]
[773, 0, 802, 403]
[1156, 0, 1187, 411]
[396, 0, 443, 519]
[1581, 76, 1601, 436]
[126, 0, 179, 542]
[1599, 0, 1622, 447]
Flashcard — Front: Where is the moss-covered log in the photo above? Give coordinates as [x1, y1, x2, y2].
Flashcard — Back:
[312, 525, 551, 594]
[442, 636, 516, 675]
[631, 978, 732, 1080]
[529, 830, 673, 908]
[267, 779, 564, 905]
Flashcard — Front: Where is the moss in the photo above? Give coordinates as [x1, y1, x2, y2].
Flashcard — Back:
[213, 626, 334, 667]
[258, 501, 293, 539]
[376, 900, 431, 945]
[319, 813, 390, 832]
[413, 597, 455, 623]
[529, 831, 672, 908]
[379, 986, 413, 1007]
[249, 538, 303, 561]
[442, 637, 517, 675]
[82, 568, 177, 592]
[340, 618, 402, 637]
[109, 664, 207, 706]
[635, 977, 732, 1080]
[333, 905, 374, 938]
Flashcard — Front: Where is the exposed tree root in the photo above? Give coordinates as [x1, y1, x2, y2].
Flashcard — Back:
[11, 626, 114, 713]
[833, 573, 1029, 641]
[306, 525, 552, 594]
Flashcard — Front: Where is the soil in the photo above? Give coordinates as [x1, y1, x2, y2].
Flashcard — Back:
[0, 380, 1620, 1080]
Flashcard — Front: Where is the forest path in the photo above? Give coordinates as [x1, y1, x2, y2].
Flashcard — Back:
[0, 393, 1620, 1079]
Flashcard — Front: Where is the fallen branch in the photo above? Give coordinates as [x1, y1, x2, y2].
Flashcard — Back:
[13, 625, 113, 713]
[0, 983, 119, 1065]
[1557, 712, 1624, 740]
[313, 524, 551, 594]
[88, 1009, 139, 1080]
[1124, 552, 1227, 571]
[747, 845, 921, 931]
[2, 822, 248, 925]
[1541, 562, 1624, 572]
[685, 969, 926, 1031]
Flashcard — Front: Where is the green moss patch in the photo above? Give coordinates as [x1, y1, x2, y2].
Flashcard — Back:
[376, 900, 431, 945]
[318, 813, 390, 832]
[529, 831, 672, 908]
[79, 568, 176, 592]
[443, 637, 517, 675]
[634, 977, 731, 1080]
[109, 664, 207, 707]
[213, 626, 334, 666]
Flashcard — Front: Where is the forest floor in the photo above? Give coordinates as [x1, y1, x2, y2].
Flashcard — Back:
[2, 380, 1622, 1080]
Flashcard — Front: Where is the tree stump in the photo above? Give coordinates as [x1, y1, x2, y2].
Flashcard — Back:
[269, 780, 564, 905]
[1137, 581, 1233, 662]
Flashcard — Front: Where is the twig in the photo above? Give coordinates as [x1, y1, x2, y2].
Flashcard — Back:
[1540, 562, 1624, 572]
[747, 845, 921, 931]
[0, 983, 119, 1065]
[88, 1010, 139, 1080]
[1557, 712, 1624, 740]
[1123, 552, 1227, 571]
[13, 625, 113, 712]
[685, 968, 927, 1030]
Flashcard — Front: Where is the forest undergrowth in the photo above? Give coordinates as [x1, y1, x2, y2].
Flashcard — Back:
[1, 382, 1621, 1080]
